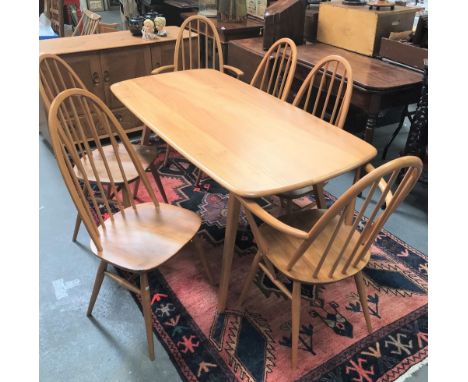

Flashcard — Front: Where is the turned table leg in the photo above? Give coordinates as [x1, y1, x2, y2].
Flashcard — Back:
[357, 111, 378, 197]
[218, 193, 241, 312]
[364, 113, 377, 144]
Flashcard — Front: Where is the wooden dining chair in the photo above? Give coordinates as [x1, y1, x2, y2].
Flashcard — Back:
[278, 55, 353, 210]
[39, 54, 168, 241]
[147, 15, 244, 167]
[72, 9, 102, 37]
[48, 88, 214, 361]
[151, 15, 242, 77]
[237, 156, 423, 369]
[250, 37, 298, 102]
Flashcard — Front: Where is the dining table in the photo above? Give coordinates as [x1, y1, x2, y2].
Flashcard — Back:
[111, 68, 377, 312]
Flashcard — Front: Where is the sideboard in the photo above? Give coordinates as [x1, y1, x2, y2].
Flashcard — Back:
[39, 26, 192, 145]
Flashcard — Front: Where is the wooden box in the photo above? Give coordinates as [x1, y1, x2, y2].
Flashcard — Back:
[379, 37, 427, 71]
[263, 0, 306, 50]
[317, 2, 418, 56]
[304, 7, 319, 42]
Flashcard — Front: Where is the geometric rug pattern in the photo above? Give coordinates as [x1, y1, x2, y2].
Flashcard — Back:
[118, 142, 428, 382]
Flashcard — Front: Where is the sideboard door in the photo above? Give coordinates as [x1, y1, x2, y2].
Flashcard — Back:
[63, 52, 105, 101]
[100, 46, 153, 110]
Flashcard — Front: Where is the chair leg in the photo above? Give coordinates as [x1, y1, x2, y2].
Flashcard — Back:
[382, 105, 408, 160]
[354, 271, 373, 334]
[141, 126, 151, 145]
[149, 163, 169, 203]
[286, 199, 294, 215]
[195, 168, 203, 187]
[72, 213, 81, 242]
[193, 238, 215, 285]
[140, 272, 155, 361]
[133, 179, 141, 198]
[291, 281, 301, 369]
[237, 251, 263, 307]
[279, 196, 287, 209]
[87, 260, 107, 317]
[163, 144, 171, 167]
[122, 186, 132, 208]
[313, 183, 326, 209]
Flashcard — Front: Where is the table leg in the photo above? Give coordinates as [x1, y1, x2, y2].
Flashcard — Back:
[364, 113, 377, 144]
[345, 167, 361, 225]
[357, 111, 377, 197]
[218, 192, 241, 312]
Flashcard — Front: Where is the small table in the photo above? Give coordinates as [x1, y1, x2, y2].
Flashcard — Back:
[111, 69, 377, 311]
[228, 38, 424, 144]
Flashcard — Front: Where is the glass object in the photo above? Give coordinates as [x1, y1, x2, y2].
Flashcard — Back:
[198, 0, 218, 17]
[218, 0, 247, 22]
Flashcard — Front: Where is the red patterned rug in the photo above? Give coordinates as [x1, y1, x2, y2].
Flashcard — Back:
[118, 143, 428, 382]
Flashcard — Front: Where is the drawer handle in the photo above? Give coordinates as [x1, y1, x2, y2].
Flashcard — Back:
[92, 72, 100, 85]
[115, 113, 123, 122]
[103, 70, 110, 83]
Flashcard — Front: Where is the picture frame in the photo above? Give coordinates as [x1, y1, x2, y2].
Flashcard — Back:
[247, 0, 267, 20]
[87, 0, 105, 12]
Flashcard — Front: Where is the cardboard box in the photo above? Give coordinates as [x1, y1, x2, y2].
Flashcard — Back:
[317, 2, 418, 56]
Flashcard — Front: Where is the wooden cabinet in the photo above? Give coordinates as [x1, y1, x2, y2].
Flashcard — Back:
[39, 27, 191, 143]
[64, 52, 105, 101]
[100, 46, 153, 110]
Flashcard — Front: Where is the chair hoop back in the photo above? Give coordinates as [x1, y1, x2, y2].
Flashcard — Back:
[293, 156, 422, 276]
[72, 9, 101, 37]
[174, 15, 224, 72]
[250, 38, 298, 101]
[48, 88, 160, 251]
[39, 53, 87, 113]
[293, 55, 353, 129]
[240, 156, 423, 281]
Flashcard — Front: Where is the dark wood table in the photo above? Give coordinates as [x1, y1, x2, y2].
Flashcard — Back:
[227, 37, 424, 144]
[181, 13, 264, 43]
[152, 0, 199, 25]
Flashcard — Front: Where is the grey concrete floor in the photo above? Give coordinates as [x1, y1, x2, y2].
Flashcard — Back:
[40, 102, 427, 381]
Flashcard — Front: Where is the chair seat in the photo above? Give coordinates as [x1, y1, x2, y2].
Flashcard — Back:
[90, 203, 201, 272]
[74, 144, 157, 184]
[261, 209, 371, 284]
[279, 185, 315, 199]
[279, 181, 329, 200]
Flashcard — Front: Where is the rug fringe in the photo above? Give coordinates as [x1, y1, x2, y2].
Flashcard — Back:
[395, 357, 428, 382]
